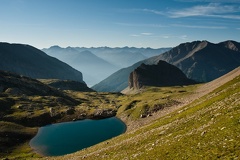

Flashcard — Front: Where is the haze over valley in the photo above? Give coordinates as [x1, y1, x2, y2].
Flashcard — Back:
[42, 46, 170, 86]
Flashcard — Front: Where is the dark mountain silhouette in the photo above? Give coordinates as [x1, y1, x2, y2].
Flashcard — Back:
[92, 40, 240, 92]
[0, 43, 84, 82]
[129, 61, 196, 89]
[42, 46, 119, 86]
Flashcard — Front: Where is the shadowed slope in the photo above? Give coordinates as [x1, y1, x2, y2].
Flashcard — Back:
[0, 43, 83, 82]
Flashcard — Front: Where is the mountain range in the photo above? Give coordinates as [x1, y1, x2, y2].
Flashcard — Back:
[42, 46, 171, 86]
[75, 46, 171, 68]
[42, 46, 119, 86]
[1, 40, 240, 159]
[0, 43, 84, 83]
[92, 40, 240, 92]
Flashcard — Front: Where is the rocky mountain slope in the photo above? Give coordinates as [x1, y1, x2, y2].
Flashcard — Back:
[129, 60, 196, 89]
[93, 40, 240, 92]
[53, 67, 240, 160]
[0, 43, 84, 83]
[149, 40, 240, 82]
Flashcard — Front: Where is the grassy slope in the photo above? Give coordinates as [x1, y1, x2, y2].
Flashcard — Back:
[0, 91, 120, 159]
[52, 75, 240, 160]
[0, 122, 40, 159]
[117, 85, 197, 120]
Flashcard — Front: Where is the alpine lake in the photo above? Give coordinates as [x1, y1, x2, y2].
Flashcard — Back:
[30, 117, 126, 156]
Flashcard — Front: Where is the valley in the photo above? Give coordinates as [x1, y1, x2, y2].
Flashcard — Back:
[1, 67, 239, 159]
[1, 0, 240, 159]
[50, 67, 240, 160]
[42, 46, 170, 86]
[0, 41, 239, 159]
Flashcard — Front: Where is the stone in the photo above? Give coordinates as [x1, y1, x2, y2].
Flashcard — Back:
[129, 60, 196, 90]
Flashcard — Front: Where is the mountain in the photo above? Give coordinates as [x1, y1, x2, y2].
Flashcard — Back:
[128, 61, 196, 89]
[75, 46, 171, 68]
[148, 40, 240, 82]
[42, 46, 119, 86]
[0, 43, 84, 82]
[92, 40, 240, 92]
[43, 46, 171, 86]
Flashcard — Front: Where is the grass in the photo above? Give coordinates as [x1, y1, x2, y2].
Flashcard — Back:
[117, 85, 197, 119]
[0, 91, 121, 159]
[52, 76, 240, 160]
[0, 121, 40, 159]
[1, 74, 239, 159]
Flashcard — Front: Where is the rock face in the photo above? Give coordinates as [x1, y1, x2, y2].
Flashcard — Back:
[0, 42, 84, 83]
[129, 60, 196, 89]
[92, 109, 117, 119]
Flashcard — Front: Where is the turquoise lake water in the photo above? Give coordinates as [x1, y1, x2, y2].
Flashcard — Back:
[29, 117, 126, 156]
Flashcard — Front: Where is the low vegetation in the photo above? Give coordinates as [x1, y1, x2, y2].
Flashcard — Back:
[1, 72, 239, 159]
[0, 90, 120, 159]
[117, 85, 197, 119]
[0, 121, 39, 159]
[50, 75, 240, 160]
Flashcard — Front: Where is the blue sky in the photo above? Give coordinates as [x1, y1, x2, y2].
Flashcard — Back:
[0, 0, 240, 49]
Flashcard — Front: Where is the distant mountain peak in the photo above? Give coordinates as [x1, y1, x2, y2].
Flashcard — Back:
[49, 45, 63, 50]
[220, 40, 239, 52]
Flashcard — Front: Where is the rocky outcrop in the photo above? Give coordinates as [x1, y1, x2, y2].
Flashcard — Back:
[92, 109, 117, 119]
[129, 60, 196, 89]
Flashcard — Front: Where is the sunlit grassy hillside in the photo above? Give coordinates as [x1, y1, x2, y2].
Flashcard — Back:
[53, 74, 240, 159]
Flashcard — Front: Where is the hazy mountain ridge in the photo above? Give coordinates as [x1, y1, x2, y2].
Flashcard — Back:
[75, 47, 171, 68]
[43, 46, 171, 86]
[93, 40, 240, 92]
[0, 43, 84, 83]
[42, 46, 120, 86]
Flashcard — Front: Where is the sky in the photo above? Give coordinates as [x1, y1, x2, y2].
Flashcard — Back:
[0, 0, 240, 49]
